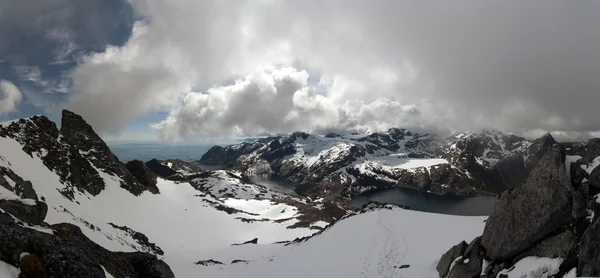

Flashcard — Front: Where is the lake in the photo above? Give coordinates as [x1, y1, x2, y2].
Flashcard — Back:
[349, 187, 496, 216]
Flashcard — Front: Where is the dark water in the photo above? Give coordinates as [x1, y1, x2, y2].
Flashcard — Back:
[349, 187, 496, 216]
[108, 142, 218, 162]
[250, 174, 300, 197]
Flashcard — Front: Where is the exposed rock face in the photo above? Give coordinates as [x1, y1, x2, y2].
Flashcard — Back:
[438, 143, 600, 278]
[0, 110, 154, 198]
[446, 237, 484, 278]
[579, 218, 600, 276]
[481, 147, 572, 261]
[14, 180, 38, 200]
[198, 128, 561, 200]
[109, 223, 164, 255]
[145, 159, 178, 179]
[60, 110, 148, 196]
[436, 241, 467, 278]
[0, 199, 47, 225]
[0, 211, 174, 278]
[126, 160, 159, 194]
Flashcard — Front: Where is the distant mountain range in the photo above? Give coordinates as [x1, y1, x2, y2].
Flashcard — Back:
[198, 127, 595, 203]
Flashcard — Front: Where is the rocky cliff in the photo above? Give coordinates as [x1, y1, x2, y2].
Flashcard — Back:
[437, 143, 600, 277]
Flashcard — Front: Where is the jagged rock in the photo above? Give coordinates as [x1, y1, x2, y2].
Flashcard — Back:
[0, 199, 47, 225]
[586, 138, 600, 161]
[447, 237, 484, 278]
[481, 147, 572, 261]
[232, 238, 258, 246]
[14, 180, 38, 200]
[145, 159, 178, 179]
[0, 213, 174, 278]
[109, 223, 164, 255]
[126, 160, 159, 194]
[231, 259, 249, 264]
[579, 217, 600, 276]
[60, 110, 148, 196]
[195, 259, 223, 266]
[524, 133, 557, 170]
[436, 241, 467, 278]
[590, 167, 600, 188]
[0, 175, 12, 191]
[516, 229, 576, 261]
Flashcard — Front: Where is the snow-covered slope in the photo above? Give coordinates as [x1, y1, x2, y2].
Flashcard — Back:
[196, 204, 486, 278]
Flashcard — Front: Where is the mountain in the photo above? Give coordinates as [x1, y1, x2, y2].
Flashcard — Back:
[438, 144, 600, 277]
[198, 128, 565, 203]
[0, 110, 343, 277]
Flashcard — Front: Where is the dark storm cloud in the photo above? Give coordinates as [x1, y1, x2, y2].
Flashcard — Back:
[6, 0, 600, 140]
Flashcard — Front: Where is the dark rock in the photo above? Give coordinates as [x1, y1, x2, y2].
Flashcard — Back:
[19, 254, 48, 278]
[14, 180, 38, 200]
[579, 217, 600, 276]
[0, 213, 174, 278]
[195, 259, 223, 266]
[447, 237, 484, 278]
[0, 199, 47, 225]
[60, 110, 148, 196]
[590, 167, 600, 189]
[516, 229, 576, 261]
[0, 175, 12, 191]
[145, 159, 178, 179]
[436, 241, 467, 278]
[524, 133, 557, 170]
[126, 160, 159, 194]
[586, 138, 600, 161]
[481, 147, 572, 261]
[231, 259, 249, 264]
[232, 238, 258, 246]
[398, 264, 410, 269]
[109, 223, 164, 255]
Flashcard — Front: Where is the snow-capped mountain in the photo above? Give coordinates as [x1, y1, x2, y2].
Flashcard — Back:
[0, 111, 344, 277]
[198, 128, 560, 202]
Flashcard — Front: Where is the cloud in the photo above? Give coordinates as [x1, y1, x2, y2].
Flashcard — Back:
[65, 0, 600, 140]
[0, 80, 23, 114]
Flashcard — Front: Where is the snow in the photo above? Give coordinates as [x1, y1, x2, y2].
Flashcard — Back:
[167, 162, 173, 168]
[191, 170, 291, 200]
[101, 265, 115, 278]
[370, 154, 448, 169]
[201, 207, 486, 278]
[0, 135, 318, 277]
[586, 156, 600, 174]
[562, 268, 577, 278]
[0, 260, 19, 278]
[496, 257, 563, 278]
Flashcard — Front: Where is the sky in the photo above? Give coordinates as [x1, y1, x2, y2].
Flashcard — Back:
[2, 0, 600, 142]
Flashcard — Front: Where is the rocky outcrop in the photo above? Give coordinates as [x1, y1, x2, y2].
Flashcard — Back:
[60, 110, 148, 196]
[0, 111, 153, 198]
[0, 210, 174, 278]
[436, 241, 467, 278]
[481, 146, 572, 261]
[109, 223, 164, 255]
[126, 160, 159, 194]
[438, 144, 600, 278]
[145, 159, 178, 179]
[0, 199, 47, 225]
[446, 237, 484, 278]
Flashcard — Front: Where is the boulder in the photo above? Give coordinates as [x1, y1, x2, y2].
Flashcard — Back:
[447, 237, 484, 278]
[436, 241, 467, 278]
[125, 160, 159, 194]
[481, 147, 573, 261]
[0, 199, 47, 225]
[516, 229, 576, 261]
[14, 180, 38, 200]
[579, 217, 600, 276]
